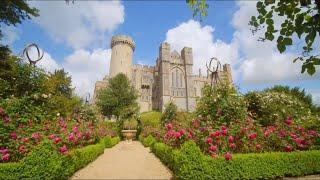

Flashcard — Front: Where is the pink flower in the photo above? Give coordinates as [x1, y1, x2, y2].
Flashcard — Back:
[54, 137, 61, 144]
[264, 130, 270, 137]
[174, 132, 181, 139]
[22, 137, 29, 143]
[19, 145, 27, 153]
[187, 131, 193, 139]
[220, 125, 227, 131]
[285, 144, 293, 152]
[59, 145, 68, 154]
[73, 126, 79, 133]
[206, 137, 213, 144]
[179, 129, 185, 136]
[165, 123, 173, 130]
[279, 130, 286, 138]
[285, 117, 293, 125]
[224, 152, 232, 161]
[308, 130, 318, 136]
[31, 132, 41, 140]
[221, 129, 228, 136]
[10, 132, 17, 140]
[0, 148, 8, 155]
[228, 135, 234, 143]
[77, 132, 82, 139]
[48, 134, 56, 140]
[229, 143, 236, 149]
[192, 119, 200, 128]
[256, 144, 262, 150]
[3, 116, 10, 123]
[2, 153, 10, 161]
[85, 131, 91, 139]
[68, 133, 75, 141]
[209, 145, 217, 152]
[210, 131, 220, 138]
[240, 127, 248, 133]
[249, 132, 257, 140]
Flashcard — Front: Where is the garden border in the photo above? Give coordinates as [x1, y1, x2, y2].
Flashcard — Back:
[140, 135, 320, 179]
[0, 136, 120, 179]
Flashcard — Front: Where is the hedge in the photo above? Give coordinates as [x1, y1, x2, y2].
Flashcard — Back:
[140, 134, 157, 147]
[0, 136, 120, 179]
[144, 136, 320, 180]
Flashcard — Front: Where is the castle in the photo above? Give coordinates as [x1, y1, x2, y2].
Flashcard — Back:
[93, 35, 232, 112]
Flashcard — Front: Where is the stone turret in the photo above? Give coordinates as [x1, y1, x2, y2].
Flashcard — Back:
[109, 35, 135, 79]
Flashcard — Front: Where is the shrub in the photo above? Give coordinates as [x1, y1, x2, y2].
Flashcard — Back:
[140, 111, 163, 138]
[141, 135, 157, 147]
[161, 101, 177, 124]
[151, 139, 320, 179]
[102, 136, 120, 148]
[196, 84, 247, 125]
[0, 136, 120, 179]
[245, 91, 319, 127]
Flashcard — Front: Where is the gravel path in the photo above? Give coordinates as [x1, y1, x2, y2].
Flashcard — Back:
[71, 141, 173, 179]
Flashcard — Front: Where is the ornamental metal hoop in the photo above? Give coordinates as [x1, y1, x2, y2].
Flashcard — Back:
[22, 43, 44, 67]
[206, 57, 221, 87]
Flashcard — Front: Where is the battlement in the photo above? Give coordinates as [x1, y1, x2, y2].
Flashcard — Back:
[132, 64, 155, 71]
[111, 35, 135, 51]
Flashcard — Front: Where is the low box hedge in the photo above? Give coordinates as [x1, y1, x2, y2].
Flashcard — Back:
[140, 134, 157, 147]
[144, 135, 320, 180]
[0, 136, 120, 179]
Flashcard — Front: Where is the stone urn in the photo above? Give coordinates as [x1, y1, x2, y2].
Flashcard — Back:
[121, 129, 137, 140]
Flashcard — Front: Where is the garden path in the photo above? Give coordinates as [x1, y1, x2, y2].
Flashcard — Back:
[71, 141, 173, 179]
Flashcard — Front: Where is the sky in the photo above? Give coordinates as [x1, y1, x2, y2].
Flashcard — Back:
[1, 0, 320, 104]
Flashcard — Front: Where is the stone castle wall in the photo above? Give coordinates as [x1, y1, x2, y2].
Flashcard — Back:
[93, 35, 233, 113]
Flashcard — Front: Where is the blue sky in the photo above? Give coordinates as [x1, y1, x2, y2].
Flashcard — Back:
[1, 1, 319, 104]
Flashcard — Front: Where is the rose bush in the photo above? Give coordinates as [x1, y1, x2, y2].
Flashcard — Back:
[162, 116, 319, 161]
[0, 106, 110, 163]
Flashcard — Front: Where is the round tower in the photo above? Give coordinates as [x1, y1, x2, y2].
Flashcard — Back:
[109, 35, 135, 79]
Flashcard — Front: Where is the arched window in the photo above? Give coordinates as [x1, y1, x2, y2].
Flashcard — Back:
[171, 67, 184, 88]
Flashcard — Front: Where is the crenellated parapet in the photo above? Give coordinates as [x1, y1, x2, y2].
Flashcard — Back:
[111, 35, 135, 51]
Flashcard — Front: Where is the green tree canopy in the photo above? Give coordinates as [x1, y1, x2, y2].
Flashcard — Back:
[0, 0, 39, 40]
[96, 73, 139, 120]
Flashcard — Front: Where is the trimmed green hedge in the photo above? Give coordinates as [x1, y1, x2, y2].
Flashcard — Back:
[140, 134, 157, 147]
[0, 136, 120, 179]
[144, 136, 320, 180]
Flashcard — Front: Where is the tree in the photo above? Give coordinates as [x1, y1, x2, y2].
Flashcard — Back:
[96, 73, 139, 120]
[0, 0, 39, 40]
[45, 69, 73, 97]
[250, 0, 320, 75]
[186, 0, 320, 75]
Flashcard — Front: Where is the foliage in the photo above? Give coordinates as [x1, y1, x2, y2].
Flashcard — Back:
[245, 91, 319, 127]
[140, 111, 163, 138]
[265, 85, 319, 113]
[196, 84, 247, 125]
[140, 135, 157, 147]
[96, 73, 139, 120]
[101, 136, 120, 148]
[186, 0, 208, 20]
[0, 136, 120, 179]
[122, 118, 138, 130]
[249, 0, 320, 75]
[0, 0, 39, 40]
[146, 139, 320, 179]
[0, 106, 104, 162]
[160, 101, 177, 125]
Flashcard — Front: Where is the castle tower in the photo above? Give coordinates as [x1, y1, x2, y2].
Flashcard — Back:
[109, 35, 135, 79]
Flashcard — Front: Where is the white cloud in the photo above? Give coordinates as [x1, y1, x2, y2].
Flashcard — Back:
[165, 20, 238, 76]
[30, 1, 124, 49]
[0, 26, 20, 45]
[62, 49, 111, 97]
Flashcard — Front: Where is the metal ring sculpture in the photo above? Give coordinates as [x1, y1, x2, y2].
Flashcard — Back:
[22, 43, 44, 67]
[206, 57, 221, 86]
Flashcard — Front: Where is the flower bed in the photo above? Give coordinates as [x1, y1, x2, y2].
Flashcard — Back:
[0, 136, 120, 179]
[143, 135, 320, 179]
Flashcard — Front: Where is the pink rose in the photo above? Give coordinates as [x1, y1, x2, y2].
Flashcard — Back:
[0, 148, 8, 155]
[249, 132, 257, 140]
[19, 145, 27, 153]
[209, 145, 217, 152]
[285, 116, 293, 125]
[224, 152, 232, 161]
[206, 137, 213, 144]
[285, 144, 293, 152]
[10, 132, 17, 140]
[229, 143, 236, 149]
[165, 123, 173, 130]
[2, 153, 10, 161]
[48, 134, 56, 140]
[228, 135, 234, 143]
[256, 144, 262, 150]
[59, 144, 68, 154]
[54, 137, 61, 144]
[68, 133, 75, 141]
[31, 132, 41, 140]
